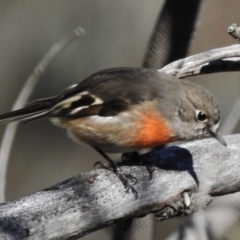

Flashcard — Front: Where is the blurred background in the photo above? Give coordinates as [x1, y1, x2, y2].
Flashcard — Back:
[0, 0, 239, 239]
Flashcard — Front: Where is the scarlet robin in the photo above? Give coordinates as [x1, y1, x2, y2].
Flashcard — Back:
[0, 67, 226, 192]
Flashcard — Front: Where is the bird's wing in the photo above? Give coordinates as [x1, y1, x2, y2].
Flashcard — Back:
[0, 67, 166, 123]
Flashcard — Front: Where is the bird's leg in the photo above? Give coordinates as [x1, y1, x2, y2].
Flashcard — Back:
[93, 148, 138, 198]
[121, 151, 155, 179]
[94, 148, 117, 171]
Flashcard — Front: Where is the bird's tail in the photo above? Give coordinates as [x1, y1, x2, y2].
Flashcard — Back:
[0, 97, 56, 124]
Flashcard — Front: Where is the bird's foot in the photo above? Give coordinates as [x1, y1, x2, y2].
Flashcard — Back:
[93, 149, 138, 199]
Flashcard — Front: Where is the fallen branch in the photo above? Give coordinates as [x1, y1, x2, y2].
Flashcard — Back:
[0, 135, 240, 239]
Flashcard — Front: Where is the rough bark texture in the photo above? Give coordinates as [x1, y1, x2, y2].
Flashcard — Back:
[165, 193, 240, 240]
[0, 135, 240, 239]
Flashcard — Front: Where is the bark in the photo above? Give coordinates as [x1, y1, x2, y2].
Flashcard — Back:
[161, 44, 240, 78]
[0, 135, 239, 239]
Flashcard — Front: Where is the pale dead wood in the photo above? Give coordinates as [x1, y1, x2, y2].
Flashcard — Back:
[0, 135, 239, 239]
[165, 193, 240, 240]
[160, 44, 240, 78]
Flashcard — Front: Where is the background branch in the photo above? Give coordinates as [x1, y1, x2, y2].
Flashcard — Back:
[0, 135, 240, 239]
[0, 27, 84, 203]
[143, 0, 204, 69]
[161, 44, 240, 78]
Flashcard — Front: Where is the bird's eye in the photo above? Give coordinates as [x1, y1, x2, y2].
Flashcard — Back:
[196, 110, 207, 122]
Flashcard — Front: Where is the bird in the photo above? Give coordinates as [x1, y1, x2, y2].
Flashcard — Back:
[0, 67, 226, 194]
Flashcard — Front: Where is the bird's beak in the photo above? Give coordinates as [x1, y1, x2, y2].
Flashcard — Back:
[208, 129, 227, 147]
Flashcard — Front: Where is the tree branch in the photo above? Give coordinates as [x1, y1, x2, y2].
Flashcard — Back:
[161, 44, 240, 78]
[0, 135, 239, 239]
[165, 193, 240, 240]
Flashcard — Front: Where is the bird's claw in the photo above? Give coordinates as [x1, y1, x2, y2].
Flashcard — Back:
[94, 161, 112, 171]
[93, 160, 138, 199]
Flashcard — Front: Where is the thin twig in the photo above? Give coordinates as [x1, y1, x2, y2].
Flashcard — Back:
[0, 27, 84, 202]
